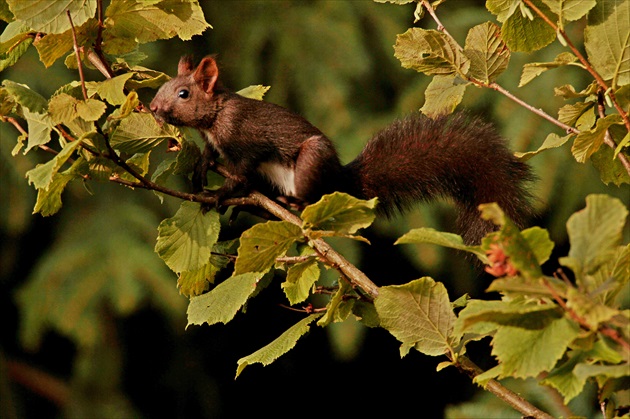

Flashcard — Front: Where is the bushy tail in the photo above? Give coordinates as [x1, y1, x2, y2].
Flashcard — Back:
[344, 113, 535, 244]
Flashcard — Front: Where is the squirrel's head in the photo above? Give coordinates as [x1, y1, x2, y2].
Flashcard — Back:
[150, 55, 222, 127]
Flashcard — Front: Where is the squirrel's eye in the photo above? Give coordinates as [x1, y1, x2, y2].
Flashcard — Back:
[178, 89, 189, 99]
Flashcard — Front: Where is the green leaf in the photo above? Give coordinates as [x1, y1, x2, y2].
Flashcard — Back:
[110, 112, 179, 154]
[458, 298, 563, 331]
[492, 317, 581, 378]
[558, 101, 595, 128]
[7, 0, 96, 34]
[26, 139, 83, 190]
[394, 28, 470, 76]
[236, 85, 270, 101]
[464, 21, 510, 84]
[519, 52, 579, 87]
[301, 192, 377, 235]
[22, 108, 53, 153]
[155, 202, 221, 273]
[85, 73, 135, 106]
[375, 277, 456, 356]
[541, 0, 596, 22]
[33, 18, 98, 67]
[235, 313, 324, 378]
[566, 287, 619, 330]
[420, 75, 468, 117]
[561, 194, 628, 280]
[234, 221, 303, 275]
[0, 22, 33, 71]
[501, 0, 556, 52]
[282, 259, 320, 305]
[177, 239, 238, 297]
[395, 227, 488, 263]
[515, 133, 572, 161]
[187, 272, 264, 327]
[585, 0, 630, 87]
[548, 1, 596, 23]
[486, 0, 521, 23]
[521, 226, 555, 265]
[572, 114, 624, 163]
[103, 0, 210, 54]
[541, 351, 589, 403]
[32, 171, 75, 216]
[592, 135, 630, 186]
[2, 79, 47, 113]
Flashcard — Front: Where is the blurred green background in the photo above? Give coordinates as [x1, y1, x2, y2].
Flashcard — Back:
[1, 1, 628, 418]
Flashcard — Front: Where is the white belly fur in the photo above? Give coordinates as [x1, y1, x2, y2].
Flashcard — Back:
[258, 162, 296, 196]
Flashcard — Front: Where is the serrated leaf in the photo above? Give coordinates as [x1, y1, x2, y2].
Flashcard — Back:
[85, 73, 135, 106]
[236, 85, 270, 101]
[33, 18, 98, 67]
[492, 317, 581, 378]
[515, 133, 572, 161]
[501, 0, 556, 52]
[585, 0, 630, 86]
[0, 23, 32, 71]
[572, 114, 623, 163]
[110, 112, 179, 154]
[420, 75, 468, 117]
[282, 259, 320, 305]
[302, 192, 377, 235]
[566, 287, 619, 330]
[177, 240, 236, 298]
[541, 0, 596, 23]
[375, 277, 456, 356]
[234, 221, 302, 275]
[26, 139, 83, 190]
[486, 0, 521, 23]
[317, 278, 353, 327]
[541, 351, 588, 403]
[394, 28, 470, 76]
[461, 301, 563, 330]
[464, 22, 510, 84]
[22, 108, 53, 153]
[519, 52, 579, 87]
[395, 227, 488, 263]
[103, 0, 210, 54]
[155, 202, 220, 273]
[592, 137, 630, 186]
[7, 0, 96, 34]
[186, 272, 264, 327]
[521, 226, 555, 264]
[235, 313, 323, 378]
[562, 194, 628, 282]
[32, 171, 75, 216]
[558, 101, 595, 127]
[2, 80, 47, 113]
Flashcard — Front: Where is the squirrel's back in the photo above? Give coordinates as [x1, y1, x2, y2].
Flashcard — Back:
[344, 113, 535, 244]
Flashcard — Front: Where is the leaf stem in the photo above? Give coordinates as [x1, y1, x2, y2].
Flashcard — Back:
[66, 10, 88, 101]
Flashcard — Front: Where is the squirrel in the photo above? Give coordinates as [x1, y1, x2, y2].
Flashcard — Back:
[150, 56, 535, 244]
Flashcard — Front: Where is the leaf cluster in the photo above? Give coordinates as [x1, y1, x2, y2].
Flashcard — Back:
[1, 1, 629, 418]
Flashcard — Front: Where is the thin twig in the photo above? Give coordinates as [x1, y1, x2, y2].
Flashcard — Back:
[522, 0, 630, 132]
[67, 10, 88, 101]
[419, 1, 578, 137]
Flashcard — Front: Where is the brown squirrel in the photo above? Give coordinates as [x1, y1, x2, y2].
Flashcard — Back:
[150, 56, 535, 244]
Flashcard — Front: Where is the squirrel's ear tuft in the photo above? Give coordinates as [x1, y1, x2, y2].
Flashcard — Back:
[193, 56, 219, 93]
[178, 56, 195, 76]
